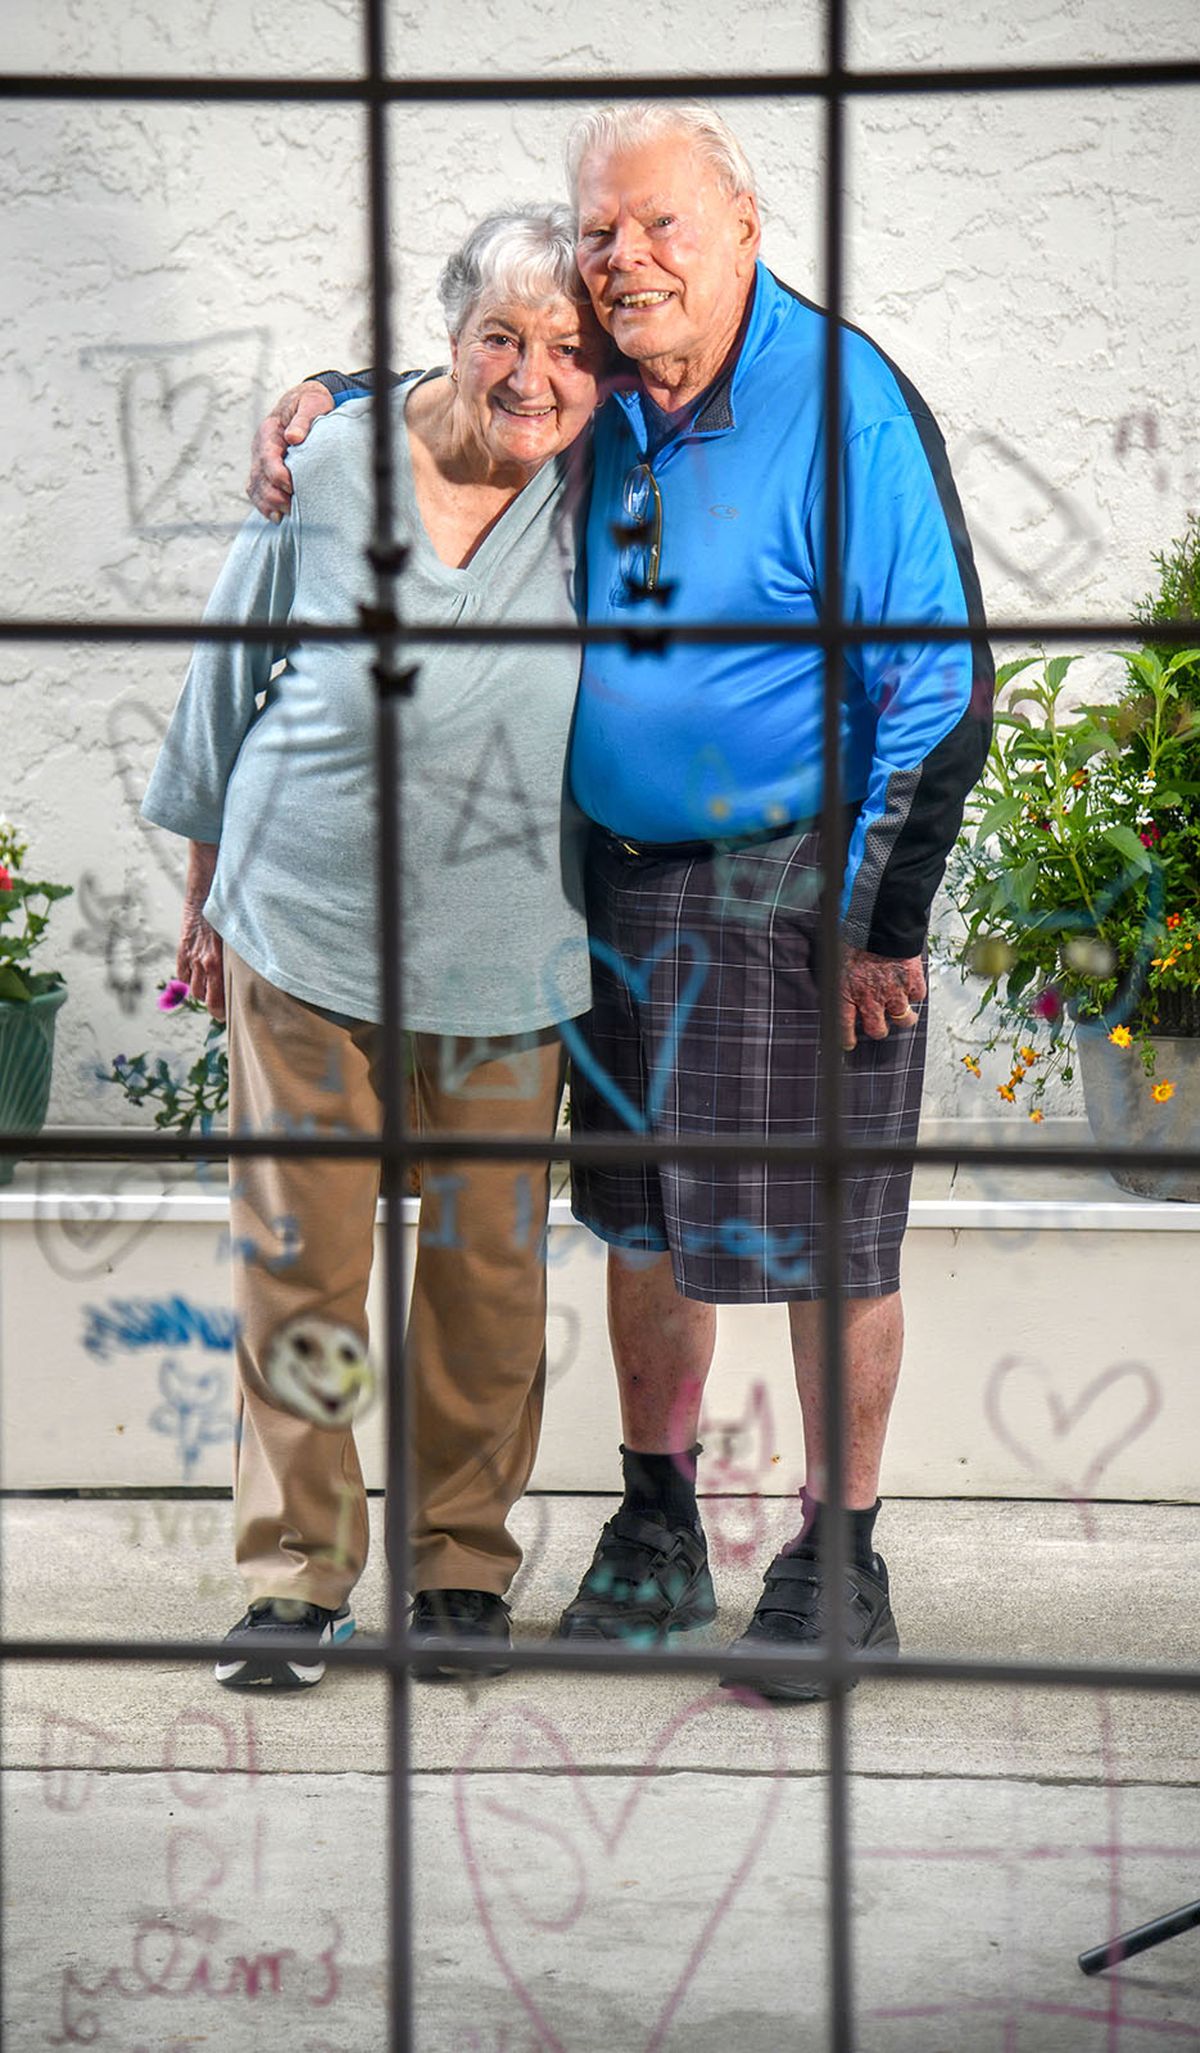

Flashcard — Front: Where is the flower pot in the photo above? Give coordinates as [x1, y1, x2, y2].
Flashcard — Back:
[1075, 1017, 1200, 1201]
[0, 982, 68, 1186]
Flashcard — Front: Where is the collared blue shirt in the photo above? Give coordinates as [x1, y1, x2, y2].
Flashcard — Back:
[569, 263, 992, 956]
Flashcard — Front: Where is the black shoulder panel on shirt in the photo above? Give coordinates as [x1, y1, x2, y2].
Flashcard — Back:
[308, 367, 418, 398]
[770, 272, 995, 955]
[859, 704, 993, 957]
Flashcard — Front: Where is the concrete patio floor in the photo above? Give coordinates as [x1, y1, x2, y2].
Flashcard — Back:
[4, 1494, 1199, 2051]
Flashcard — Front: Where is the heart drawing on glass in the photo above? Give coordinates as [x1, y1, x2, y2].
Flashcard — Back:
[545, 932, 711, 1133]
[984, 1354, 1162, 1502]
[454, 1692, 786, 2053]
[32, 1160, 170, 1282]
[118, 361, 216, 530]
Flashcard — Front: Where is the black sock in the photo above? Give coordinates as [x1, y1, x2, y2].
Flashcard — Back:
[787, 1496, 882, 1572]
[620, 1444, 701, 1528]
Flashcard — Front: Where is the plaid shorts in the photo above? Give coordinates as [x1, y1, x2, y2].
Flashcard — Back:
[567, 826, 927, 1303]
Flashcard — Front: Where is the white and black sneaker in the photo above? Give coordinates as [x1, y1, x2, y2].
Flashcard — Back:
[214, 1597, 355, 1691]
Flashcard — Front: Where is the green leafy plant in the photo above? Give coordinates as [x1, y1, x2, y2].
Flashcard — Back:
[1136, 514, 1200, 696]
[98, 984, 228, 1136]
[942, 644, 1200, 1115]
[0, 819, 73, 1003]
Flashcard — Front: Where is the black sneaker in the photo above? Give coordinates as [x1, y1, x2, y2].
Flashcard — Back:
[409, 1589, 512, 1682]
[554, 1507, 717, 1644]
[720, 1546, 899, 1703]
[214, 1597, 355, 1692]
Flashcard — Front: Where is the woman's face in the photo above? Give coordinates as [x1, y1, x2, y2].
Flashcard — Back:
[449, 291, 606, 474]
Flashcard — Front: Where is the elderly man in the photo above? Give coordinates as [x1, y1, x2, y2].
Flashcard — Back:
[550, 103, 991, 1698]
[251, 102, 991, 1700]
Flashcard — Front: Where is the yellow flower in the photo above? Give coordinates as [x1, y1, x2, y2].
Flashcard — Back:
[1018, 1046, 1038, 1065]
[997, 1084, 1016, 1102]
[1108, 1025, 1132, 1048]
[1151, 1080, 1175, 1103]
[1029, 1108, 1045, 1123]
[1010, 1066, 1028, 1084]
[1151, 953, 1179, 970]
[961, 1055, 981, 1078]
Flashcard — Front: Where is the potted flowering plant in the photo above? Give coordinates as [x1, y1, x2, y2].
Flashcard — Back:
[100, 976, 424, 1192]
[0, 819, 74, 1183]
[945, 636, 1200, 1196]
[98, 979, 228, 1137]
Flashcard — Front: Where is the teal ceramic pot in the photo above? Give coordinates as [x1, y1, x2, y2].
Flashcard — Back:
[0, 982, 68, 1185]
[1075, 1015, 1200, 1201]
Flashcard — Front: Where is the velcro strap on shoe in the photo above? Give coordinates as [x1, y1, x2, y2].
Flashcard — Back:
[606, 1508, 685, 1553]
[764, 1557, 825, 1587]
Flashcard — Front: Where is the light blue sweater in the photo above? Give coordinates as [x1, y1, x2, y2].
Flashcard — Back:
[143, 376, 591, 1034]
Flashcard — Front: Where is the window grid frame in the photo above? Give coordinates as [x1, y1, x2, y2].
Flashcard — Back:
[3, 8, 1200, 2049]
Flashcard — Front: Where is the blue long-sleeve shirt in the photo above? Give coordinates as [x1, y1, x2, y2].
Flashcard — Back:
[570, 264, 993, 956]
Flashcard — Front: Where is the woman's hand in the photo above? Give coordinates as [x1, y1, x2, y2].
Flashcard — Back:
[178, 841, 226, 1022]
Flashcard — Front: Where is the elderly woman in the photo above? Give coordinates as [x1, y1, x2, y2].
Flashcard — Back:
[142, 206, 606, 1690]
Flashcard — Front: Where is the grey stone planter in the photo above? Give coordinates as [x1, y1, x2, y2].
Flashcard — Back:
[1076, 1018, 1200, 1201]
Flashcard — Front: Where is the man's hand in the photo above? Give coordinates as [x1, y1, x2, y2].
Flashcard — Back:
[246, 380, 334, 521]
[178, 841, 226, 1022]
[839, 946, 925, 1052]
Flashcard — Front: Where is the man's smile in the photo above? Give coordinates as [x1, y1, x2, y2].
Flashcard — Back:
[612, 290, 673, 308]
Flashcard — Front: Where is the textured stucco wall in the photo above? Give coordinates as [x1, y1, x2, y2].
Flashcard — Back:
[3, 0, 1198, 1127]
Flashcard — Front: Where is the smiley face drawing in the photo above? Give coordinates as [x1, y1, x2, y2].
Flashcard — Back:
[264, 1317, 376, 1430]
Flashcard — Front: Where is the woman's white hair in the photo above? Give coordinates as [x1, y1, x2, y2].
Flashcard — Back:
[565, 101, 758, 206]
[437, 205, 583, 338]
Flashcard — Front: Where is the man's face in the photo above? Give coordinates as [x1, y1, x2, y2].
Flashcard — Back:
[574, 135, 761, 370]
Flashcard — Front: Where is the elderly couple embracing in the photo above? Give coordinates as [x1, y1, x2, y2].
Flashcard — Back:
[144, 101, 992, 1700]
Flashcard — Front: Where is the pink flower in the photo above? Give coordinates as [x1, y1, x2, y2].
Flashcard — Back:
[157, 978, 191, 1012]
[0, 864, 11, 890]
[1032, 986, 1063, 1022]
[1139, 823, 1161, 847]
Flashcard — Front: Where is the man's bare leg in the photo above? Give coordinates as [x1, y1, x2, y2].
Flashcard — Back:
[717, 1291, 905, 1699]
[786, 1291, 905, 1510]
[608, 1249, 716, 1450]
[605, 1263, 903, 1502]
[554, 1249, 717, 1639]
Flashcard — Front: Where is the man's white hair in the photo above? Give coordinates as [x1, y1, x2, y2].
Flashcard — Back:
[437, 205, 583, 338]
[565, 101, 758, 208]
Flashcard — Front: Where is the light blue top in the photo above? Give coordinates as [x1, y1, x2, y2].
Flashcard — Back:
[143, 375, 592, 1032]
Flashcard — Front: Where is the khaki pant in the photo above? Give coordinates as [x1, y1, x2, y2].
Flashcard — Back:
[223, 945, 564, 1608]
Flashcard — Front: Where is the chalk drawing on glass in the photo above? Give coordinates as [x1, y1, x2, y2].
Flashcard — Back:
[264, 1315, 377, 1430]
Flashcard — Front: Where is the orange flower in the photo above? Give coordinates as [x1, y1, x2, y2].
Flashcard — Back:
[1151, 952, 1179, 970]
[1010, 1067, 1028, 1084]
[1166, 913, 1182, 929]
[1070, 768, 1088, 788]
[1108, 1025, 1132, 1048]
[1028, 1108, 1045, 1123]
[961, 1055, 981, 1078]
[997, 1084, 1016, 1102]
[1018, 1045, 1038, 1064]
[1151, 1080, 1175, 1103]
